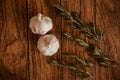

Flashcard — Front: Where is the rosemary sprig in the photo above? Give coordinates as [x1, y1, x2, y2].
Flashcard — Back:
[63, 54, 93, 67]
[49, 60, 92, 80]
[88, 45, 118, 66]
[64, 32, 89, 47]
[53, 3, 104, 41]
[64, 32, 117, 67]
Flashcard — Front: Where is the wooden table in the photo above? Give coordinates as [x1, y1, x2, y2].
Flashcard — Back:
[0, 0, 120, 80]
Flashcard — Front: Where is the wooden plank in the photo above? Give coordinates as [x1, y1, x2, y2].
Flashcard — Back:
[96, 0, 120, 80]
[81, 0, 96, 80]
[27, 0, 62, 80]
[0, 0, 119, 80]
[0, 0, 29, 80]
[61, 0, 81, 80]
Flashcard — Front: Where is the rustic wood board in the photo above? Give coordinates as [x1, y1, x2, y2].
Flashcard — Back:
[0, 0, 120, 80]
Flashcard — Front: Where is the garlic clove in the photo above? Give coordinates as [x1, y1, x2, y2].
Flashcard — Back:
[37, 34, 59, 56]
[29, 13, 53, 35]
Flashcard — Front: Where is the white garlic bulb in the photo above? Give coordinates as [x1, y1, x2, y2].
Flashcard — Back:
[37, 34, 59, 56]
[29, 13, 53, 35]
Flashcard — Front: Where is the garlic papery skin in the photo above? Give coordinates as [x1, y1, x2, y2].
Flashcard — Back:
[37, 34, 59, 56]
[29, 13, 53, 35]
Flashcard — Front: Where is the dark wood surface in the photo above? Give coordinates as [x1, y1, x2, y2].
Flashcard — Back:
[0, 0, 120, 80]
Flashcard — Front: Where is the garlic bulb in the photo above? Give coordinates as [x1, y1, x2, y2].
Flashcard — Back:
[37, 34, 59, 56]
[29, 13, 53, 35]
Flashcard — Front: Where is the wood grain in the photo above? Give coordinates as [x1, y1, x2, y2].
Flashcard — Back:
[0, 0, 120, 80]
[0, 0, 29, 80]
[96, 0, 120, 80]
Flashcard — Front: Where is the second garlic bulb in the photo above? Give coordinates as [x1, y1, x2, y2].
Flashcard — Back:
[37, 34, 59, 56]
[29, 13, 53, 35]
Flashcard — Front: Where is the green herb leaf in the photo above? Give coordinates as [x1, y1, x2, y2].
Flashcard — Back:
[63, 54, 93, 67]
[63, 32, 89, 47]
[88, 44, 118, 67]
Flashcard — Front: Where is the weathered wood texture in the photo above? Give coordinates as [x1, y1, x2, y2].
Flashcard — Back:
[0, 0, 29, 80]
[0, 0, 120, 80]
